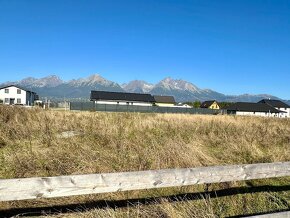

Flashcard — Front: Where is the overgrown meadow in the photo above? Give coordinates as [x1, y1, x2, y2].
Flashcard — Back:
[0, 106, 289, 217]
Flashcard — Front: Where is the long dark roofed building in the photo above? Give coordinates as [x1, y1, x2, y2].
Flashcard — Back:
[258, 99, 290, 118]
[258, 99, 290, 108]
[227, 102, 285, 117]
[90, 90, 155, 106]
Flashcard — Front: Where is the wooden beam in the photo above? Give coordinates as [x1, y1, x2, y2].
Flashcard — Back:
[245, 211, 290, 218]
[0, 161, 289, 202]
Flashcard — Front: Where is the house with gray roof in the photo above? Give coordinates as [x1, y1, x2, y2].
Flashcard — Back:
[0, 85, 39, 106]
[258, 99, 290, 118]
[227, 102, 286, 117]
[200, 100, 220, 109]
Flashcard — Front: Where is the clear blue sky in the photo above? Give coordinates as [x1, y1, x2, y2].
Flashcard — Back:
[0, 0, 290, 99]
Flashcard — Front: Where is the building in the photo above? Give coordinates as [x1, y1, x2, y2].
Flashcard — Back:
[200, 100, 220, 109]
[0, 85, 38, 106]
[226, 102, 285, 117]
[258, 99, 290, 118]
[175, 103, 192, 108]
[90, 90, 155, 106]
[153, 95, 176, 107]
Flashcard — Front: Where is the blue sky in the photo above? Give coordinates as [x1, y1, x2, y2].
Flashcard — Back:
[0, 0, 290, 99]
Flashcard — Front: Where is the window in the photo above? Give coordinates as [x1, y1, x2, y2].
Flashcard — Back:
[17, 98, 21, 104]
[17, 89, 21, 94]
[4, 89, 9, 93]
[4, 98, 9, 103]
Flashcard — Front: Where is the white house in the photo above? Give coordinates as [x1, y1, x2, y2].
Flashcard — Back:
[258, 99, 290, 118]
[90, 90, 155, 106]
[175, 103, 192, 108]
[153, 95, 176, 107]
[227, 102, 286, 117]
[0, 85, 38, 106]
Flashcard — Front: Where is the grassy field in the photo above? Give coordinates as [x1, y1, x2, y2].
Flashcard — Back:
[0, 105, 289, 217]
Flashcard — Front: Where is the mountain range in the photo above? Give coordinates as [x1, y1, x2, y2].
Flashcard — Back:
[1, 74, 288, 103]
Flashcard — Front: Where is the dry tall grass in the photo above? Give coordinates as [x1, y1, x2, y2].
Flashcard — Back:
[0, 105, 289, 217]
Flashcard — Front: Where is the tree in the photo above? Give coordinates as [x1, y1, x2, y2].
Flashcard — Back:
[193, 101, 201, 108]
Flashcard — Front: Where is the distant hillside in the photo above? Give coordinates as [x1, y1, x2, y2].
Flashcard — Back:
[0, 74, 287, 103]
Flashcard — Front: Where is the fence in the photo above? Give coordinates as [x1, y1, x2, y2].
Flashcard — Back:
[70, 102, 226, 115]
[0, 161, 289, 202]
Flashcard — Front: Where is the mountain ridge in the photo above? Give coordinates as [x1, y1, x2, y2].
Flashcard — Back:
[0, 74, 287, 103]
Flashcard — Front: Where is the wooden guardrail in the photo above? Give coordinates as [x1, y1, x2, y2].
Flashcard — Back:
[246, 211, 290, 218]
[0, 161, 289, 202]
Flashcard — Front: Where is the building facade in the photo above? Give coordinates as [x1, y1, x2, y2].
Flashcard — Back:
[0, 85, 38, 106]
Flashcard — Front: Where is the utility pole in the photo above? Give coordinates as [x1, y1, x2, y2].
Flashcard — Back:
[30, 87, 33, 106]
[45, 97, 47, 109]
[64, 95, 67, 111]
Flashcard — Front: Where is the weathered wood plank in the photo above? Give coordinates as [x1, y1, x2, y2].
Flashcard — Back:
[0, 161, 289, 202]
[245, 211, 290, 218]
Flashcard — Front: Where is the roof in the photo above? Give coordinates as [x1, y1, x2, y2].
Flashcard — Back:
[0, 84, 37, 94]
[90, 91, 156, 102]
[153, 95, 176, 104]
[258, 99, 290, 108]
[200, 100, 217, 108]
[226, 102, 285, 113]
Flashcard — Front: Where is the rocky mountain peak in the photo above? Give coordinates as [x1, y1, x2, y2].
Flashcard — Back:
[0, 74, 284, 102]
[18, 75, 63, 88]
[122, 80, 154, 93]
[87, 74, 106, 83]
[157, 77, 201, 93]
[68, 74, 118, 87]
